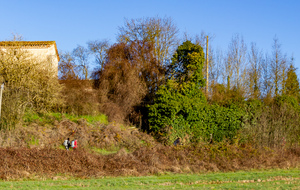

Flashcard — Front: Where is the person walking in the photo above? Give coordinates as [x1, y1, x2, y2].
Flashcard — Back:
[173, 137, 181, 146]
[71, 139, 78, 150]
[63, 138, 71, 150]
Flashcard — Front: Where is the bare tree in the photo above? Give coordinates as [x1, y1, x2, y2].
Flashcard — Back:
[261, 54, 272, 99]
[118, 16, 179, 66]
[270, 36, 287, 96]
[226, 34, 247, 92]
[87, 39, 110, 72]
[207, 47, 225, 99]
[224, 56, 233, 91]
[58, 51, 78, 80]
[183, 31, 211, 47]
[212, 48, 225, 85]
[72, 45, 90, 80]
[247, 42, 263, 99]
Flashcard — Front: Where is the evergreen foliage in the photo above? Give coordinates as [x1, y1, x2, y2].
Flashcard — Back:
[148, 41, 243, 144]
[284, 64, 300, 98]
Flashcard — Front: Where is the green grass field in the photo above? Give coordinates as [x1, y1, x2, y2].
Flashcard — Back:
[1, 168, 299, 190]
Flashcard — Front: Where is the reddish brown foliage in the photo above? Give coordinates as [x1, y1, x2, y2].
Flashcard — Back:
[95, 41, 165, 124]
[59, 80, 98, 115]
[97, 43, 147, 123]
[0, 118, 298, 180]
[0, 145, 298, 180]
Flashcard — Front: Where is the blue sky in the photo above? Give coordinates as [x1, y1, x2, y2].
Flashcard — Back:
[0, 0, 299, 70]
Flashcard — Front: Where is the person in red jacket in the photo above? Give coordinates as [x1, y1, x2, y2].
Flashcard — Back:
[71, 139, 77, 150]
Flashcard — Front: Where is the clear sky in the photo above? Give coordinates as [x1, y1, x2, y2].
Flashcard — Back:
[0, 0, 299, 70]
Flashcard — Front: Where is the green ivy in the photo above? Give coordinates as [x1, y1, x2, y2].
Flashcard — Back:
[148, 41, 243, 144]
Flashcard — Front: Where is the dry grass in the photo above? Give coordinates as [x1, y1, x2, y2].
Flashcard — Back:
[0, 143, 298, 180]
[0, 119, 299, 180]
[0, 118, 155, 151]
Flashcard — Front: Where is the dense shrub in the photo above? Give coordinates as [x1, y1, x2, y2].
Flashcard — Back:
[241, 96, 300, 148]
[148, 41, 244, 144]
[96, 43, 147, 123]
[0, 47, 62, 129]
[203, 104, 244, 142]
[59, 79, 99, 116]
[148, 82, 243, 144]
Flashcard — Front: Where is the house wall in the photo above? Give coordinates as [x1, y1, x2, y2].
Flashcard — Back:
[25, 45, 59, 73]
[0, 41, 59, 74]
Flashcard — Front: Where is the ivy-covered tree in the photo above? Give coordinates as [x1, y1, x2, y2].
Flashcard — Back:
[149, 40, 243, 144]
[148, 41, 207, 143]
[169, 40, 205, 86]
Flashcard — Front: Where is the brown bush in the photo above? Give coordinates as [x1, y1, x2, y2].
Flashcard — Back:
[59, 80, 99, 115]
[0, 144, 298, 180]
[241, 101, 300, 148]
[0, 118, 298, 180]
[96, 43, 147, 123]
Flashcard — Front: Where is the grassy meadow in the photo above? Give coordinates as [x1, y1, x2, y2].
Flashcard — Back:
[1, 169, 299, 190]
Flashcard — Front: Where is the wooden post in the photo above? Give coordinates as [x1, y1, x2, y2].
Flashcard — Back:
[206, 36, 209, 95]
[0, 83, 4, 120]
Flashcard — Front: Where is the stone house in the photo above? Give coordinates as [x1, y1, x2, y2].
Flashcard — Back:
[0, 41, 59, 73]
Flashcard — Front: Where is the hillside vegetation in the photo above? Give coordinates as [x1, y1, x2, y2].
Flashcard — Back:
[0, 18, 300, 180]
[0, 113, 297, 180]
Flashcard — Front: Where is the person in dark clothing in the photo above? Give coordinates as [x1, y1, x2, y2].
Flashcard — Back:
[173, 137, 181, 146]
[63, 138, 71, 150]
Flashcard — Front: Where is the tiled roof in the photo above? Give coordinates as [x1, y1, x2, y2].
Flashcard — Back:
[0, 41, 60, 61]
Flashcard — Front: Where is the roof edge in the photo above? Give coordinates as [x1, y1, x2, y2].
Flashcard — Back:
[0, 41, 60, 61]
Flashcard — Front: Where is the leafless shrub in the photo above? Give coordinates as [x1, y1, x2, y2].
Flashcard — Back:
[0, 44, 62, 129]
[96, 43, 147, 123]
[59, 79, 99, 115]
[242, 102, 300, 148]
